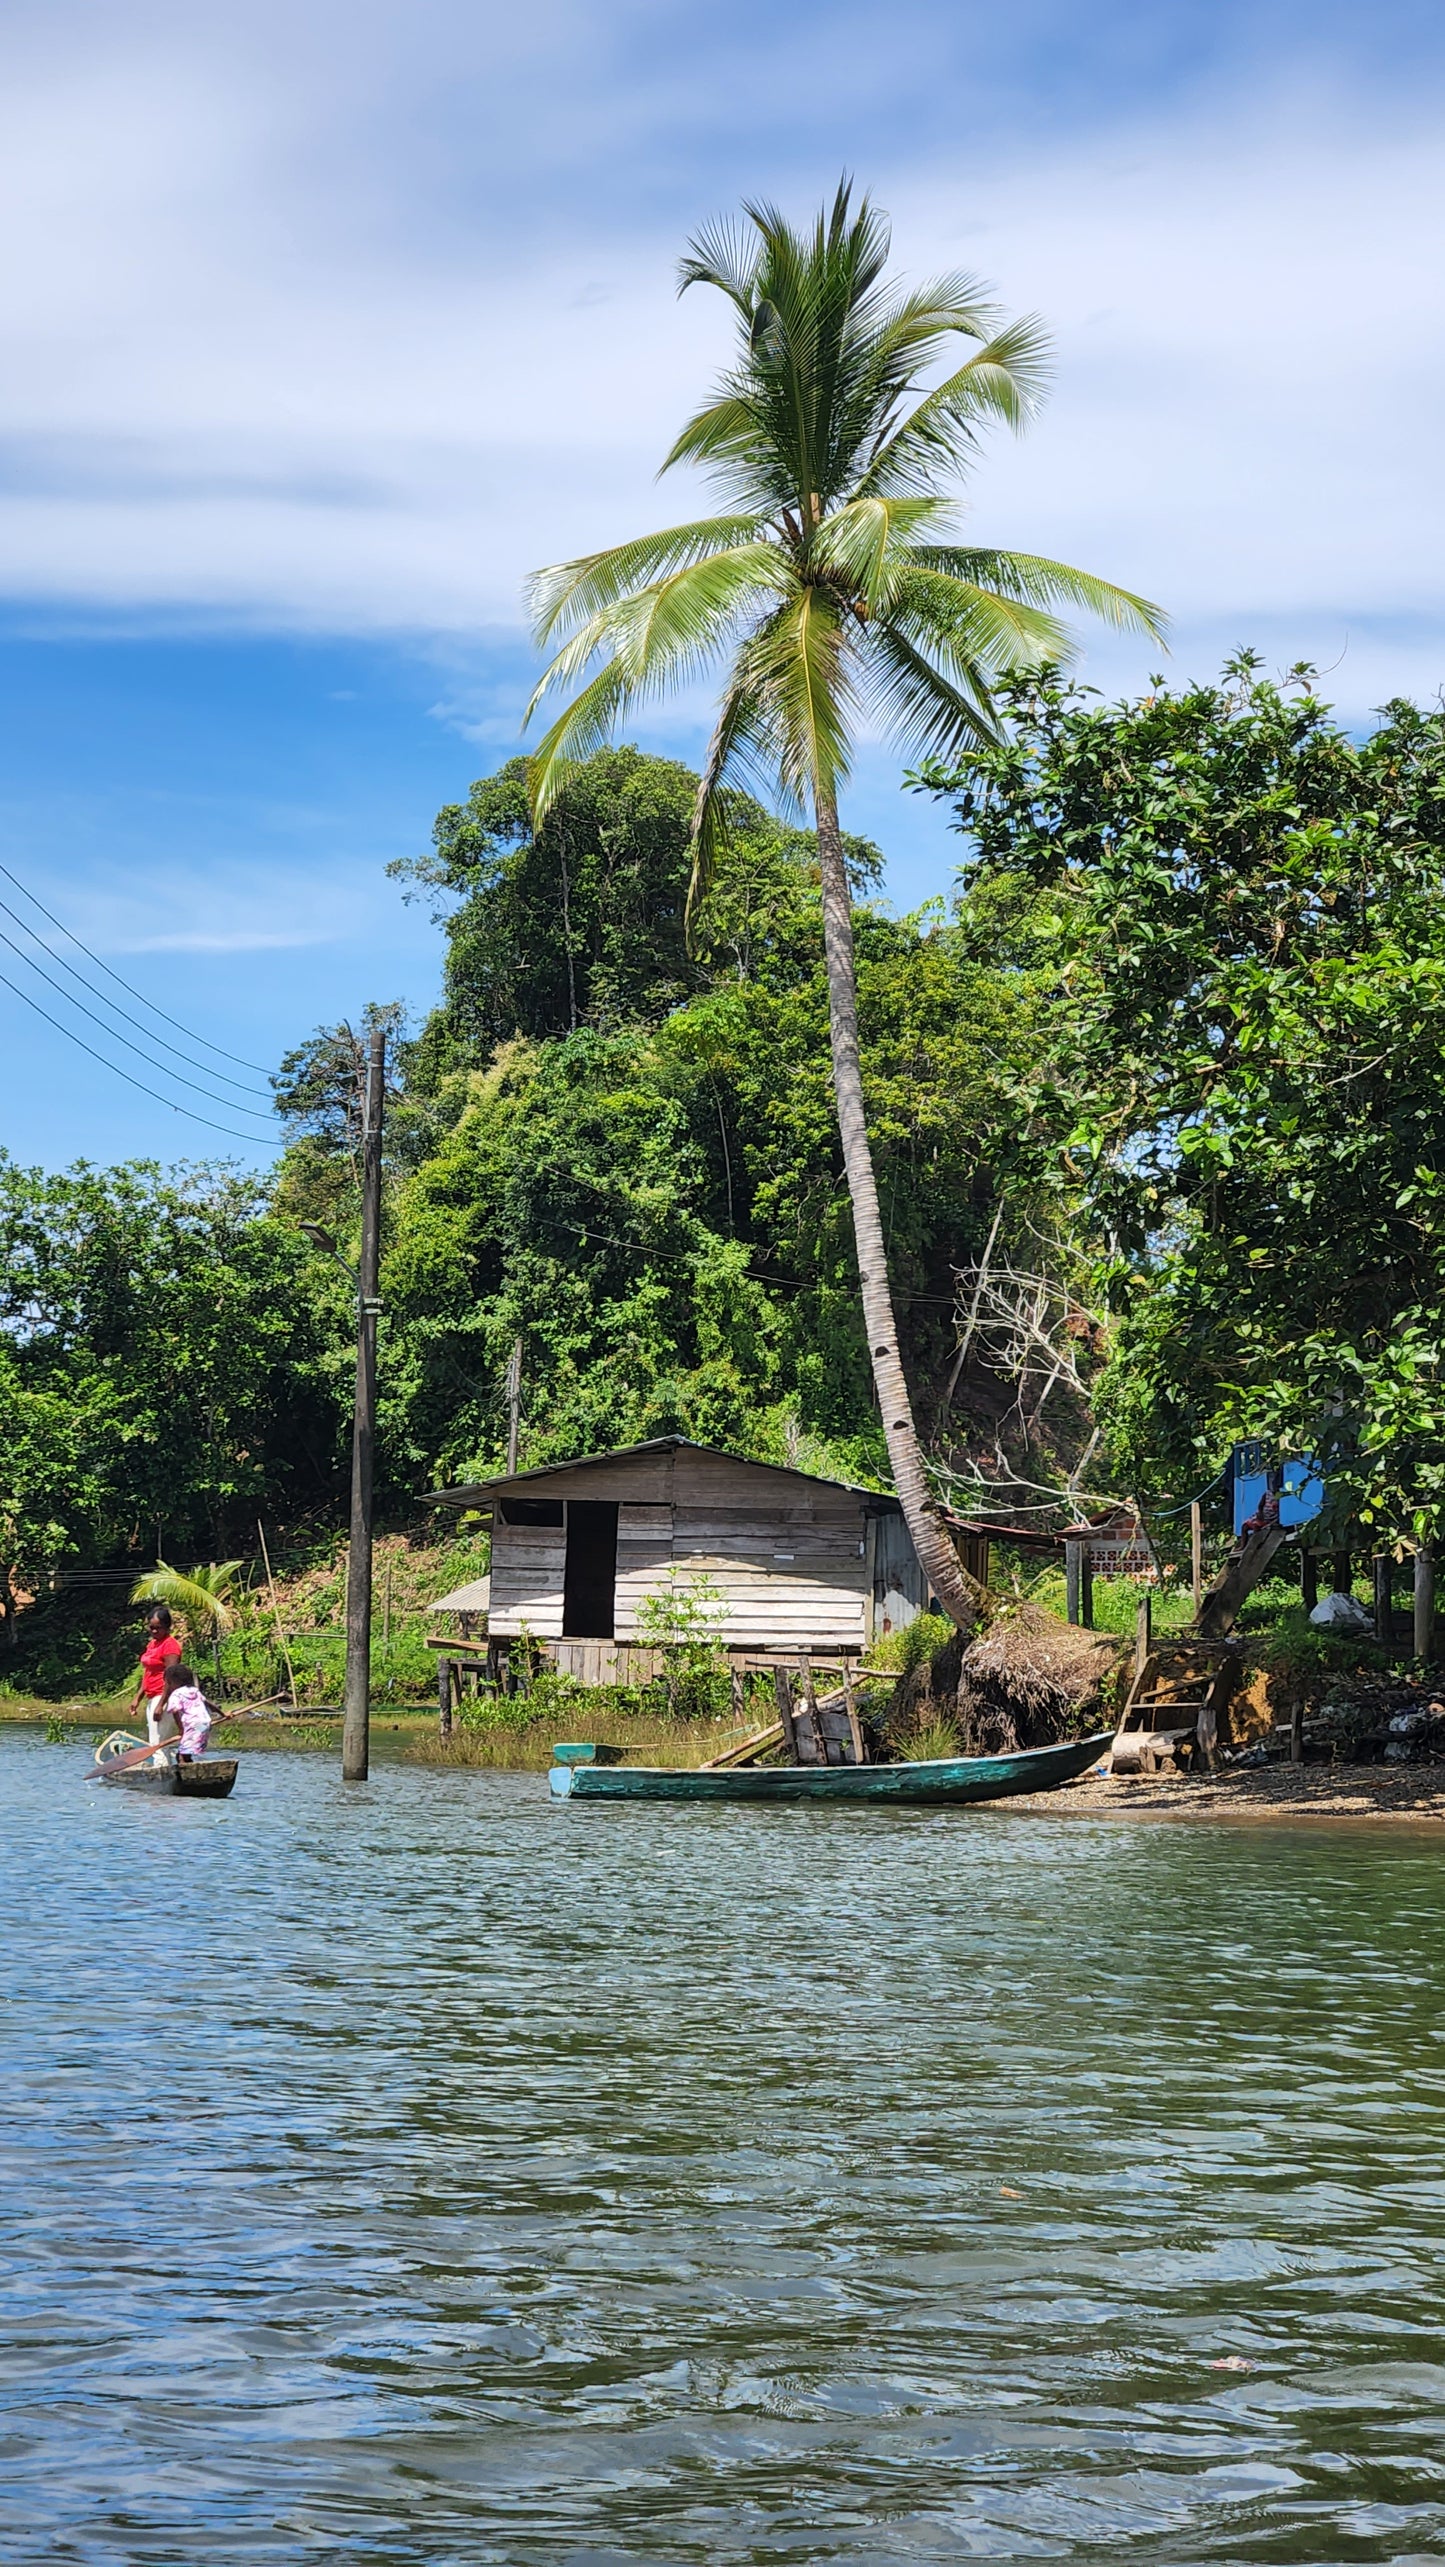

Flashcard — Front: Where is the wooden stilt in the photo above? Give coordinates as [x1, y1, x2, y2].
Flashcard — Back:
[1415, 1547, 1435, 1661]
[1373, 1554, 1393, 1646]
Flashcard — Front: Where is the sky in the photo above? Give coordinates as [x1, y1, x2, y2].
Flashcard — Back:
[2, 0, 1443, 1169]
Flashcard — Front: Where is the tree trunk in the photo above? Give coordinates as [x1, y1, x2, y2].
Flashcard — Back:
[813, 786, 979, 1631]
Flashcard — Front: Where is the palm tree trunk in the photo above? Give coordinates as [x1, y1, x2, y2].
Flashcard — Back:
[813, 785, 979, 1631]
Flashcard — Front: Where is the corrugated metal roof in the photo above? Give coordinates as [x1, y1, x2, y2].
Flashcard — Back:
[425, 1435, 902, 1511]
[430, 1577, 491, 1613]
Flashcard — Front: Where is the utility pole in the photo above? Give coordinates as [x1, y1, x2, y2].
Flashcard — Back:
[505, 1334, 523, 1476]
[342, 1028, 386, 1781]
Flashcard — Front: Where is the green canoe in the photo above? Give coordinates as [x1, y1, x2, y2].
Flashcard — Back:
[548, 1730, 1113, 1806]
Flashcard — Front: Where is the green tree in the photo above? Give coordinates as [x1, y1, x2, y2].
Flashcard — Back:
[524, 182, 1162, 1624]
[394, 745, 883, 1054]
[0, 1156, 346, 1574]
[928, 657, 1445, 1547]
[376, 834, 1028, 1494]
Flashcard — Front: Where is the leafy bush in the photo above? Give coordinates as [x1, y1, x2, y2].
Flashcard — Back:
[633, 1573, 730, 1719]
[868, 1611, 953, 1674]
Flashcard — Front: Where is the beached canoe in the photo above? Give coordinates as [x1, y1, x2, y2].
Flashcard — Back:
[548, 1731, 1113, 1806]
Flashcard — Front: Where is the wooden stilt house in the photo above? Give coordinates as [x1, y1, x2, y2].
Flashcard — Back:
[428, 1436, 968, 1683]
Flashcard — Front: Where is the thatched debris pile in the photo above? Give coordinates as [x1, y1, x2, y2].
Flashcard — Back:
[887, 1602, 1125, 1756]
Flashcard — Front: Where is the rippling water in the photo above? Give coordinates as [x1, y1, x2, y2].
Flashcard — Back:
[5, 1730, 1445, 2562]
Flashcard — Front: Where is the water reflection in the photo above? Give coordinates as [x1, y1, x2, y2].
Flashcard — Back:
[4, 1734, 1444, 2561]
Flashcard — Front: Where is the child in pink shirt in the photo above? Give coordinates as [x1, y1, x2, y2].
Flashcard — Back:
[162, 1664, 212, 1760]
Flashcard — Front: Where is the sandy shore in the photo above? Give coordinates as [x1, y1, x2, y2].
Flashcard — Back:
[1017, 1762, 1445, 1824]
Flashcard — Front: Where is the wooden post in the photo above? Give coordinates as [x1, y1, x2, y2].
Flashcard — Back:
[1135, 1594, 1152, 1684]
[505, 1335, 523, 1477]
[840, 1659, 865, 1765]
[1290, 1697, 1304, 1764]
[1190, 1501, 1203, 1619]
[1065, 1540, 1093, 1629]
[1414, 1546, 1435, 1661]
[1301, 1551, 1318, 1612]
[773, 1666, 798, 1761]
[342, 1027, 385, 1783]
[1373, 1554, 1393, 1646]
[438, 1656, 453, 1738]
[1331, 1548, 1351, 1598]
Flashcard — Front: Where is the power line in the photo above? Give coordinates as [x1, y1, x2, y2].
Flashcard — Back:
[0, 855, 274, 1078]
[0, 884, 273, 1102]
[0, 965, 281, 1148]
[0, 925, 278, 1127]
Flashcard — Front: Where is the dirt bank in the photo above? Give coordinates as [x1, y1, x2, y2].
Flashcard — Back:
[1013, 1762, 1445, 1823]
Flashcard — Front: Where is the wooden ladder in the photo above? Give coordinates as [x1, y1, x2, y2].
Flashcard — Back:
[1113, 1638, 1240, 1773]
[1195, 1523, 1289, 1637]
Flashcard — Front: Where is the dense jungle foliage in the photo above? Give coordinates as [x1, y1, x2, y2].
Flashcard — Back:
[7, 665, 1445, 1645]
[926, 656, 1445, 1543]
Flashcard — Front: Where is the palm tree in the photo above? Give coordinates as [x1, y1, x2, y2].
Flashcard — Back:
[131, 1560, 242, 1691]
[525, 183, 1164, 1626]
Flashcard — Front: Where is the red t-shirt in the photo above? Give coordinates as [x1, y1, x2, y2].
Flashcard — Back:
[140, 1635, 182, 1698]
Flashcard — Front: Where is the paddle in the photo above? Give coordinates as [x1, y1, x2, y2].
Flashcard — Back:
[86, 1737, 178, 1781]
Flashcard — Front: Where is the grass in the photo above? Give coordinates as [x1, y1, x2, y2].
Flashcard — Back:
[1015, 1564, 1199, 1639]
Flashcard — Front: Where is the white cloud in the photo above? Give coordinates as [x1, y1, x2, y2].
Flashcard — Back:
[0, 11, 1440, 720]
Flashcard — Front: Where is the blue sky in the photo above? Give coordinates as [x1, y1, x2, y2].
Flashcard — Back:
[2, 0, 1443, 1169]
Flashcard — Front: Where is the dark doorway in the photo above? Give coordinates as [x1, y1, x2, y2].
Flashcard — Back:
[562, 1502, 619, 1638]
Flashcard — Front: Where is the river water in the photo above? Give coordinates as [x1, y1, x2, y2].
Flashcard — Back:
[4, 1731, 1445, 2564]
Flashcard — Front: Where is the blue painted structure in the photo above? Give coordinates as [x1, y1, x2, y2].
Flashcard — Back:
[1231, 1440, 1326, 1540]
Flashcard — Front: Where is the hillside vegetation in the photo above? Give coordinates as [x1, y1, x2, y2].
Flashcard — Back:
[6, 667, 1445, 1697]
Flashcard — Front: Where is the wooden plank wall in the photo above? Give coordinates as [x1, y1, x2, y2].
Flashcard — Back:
[868, 1505, 930, 1639]
[487, 1446, 871, 1650]
[488, 1521, 567, 1637]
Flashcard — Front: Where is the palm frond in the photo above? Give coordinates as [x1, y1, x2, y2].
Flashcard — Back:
[606, 545, 790, 684]
[677, 213, 761, 314]
[687, 673, 770, 921]
[862, 318, 1053, 493]
[526, 659, 634, 828]
[659, 398, 761, 482]
[890, 566, 1072, 673]
[864, 622, 1002, 763]
[529, 516, 765, 642]
[131, 1559, 241, 1634]
[740, 587, 854, 809]
[811, 493, 949, 613]
[527, 547, 787, 731]
[906, 545, 1167, 639]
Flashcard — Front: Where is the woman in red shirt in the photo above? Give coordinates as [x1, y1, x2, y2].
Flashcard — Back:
[131, 1606, 182, 1743]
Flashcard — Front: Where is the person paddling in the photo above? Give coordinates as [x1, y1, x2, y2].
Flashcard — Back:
[131, 1606, 182, 1743]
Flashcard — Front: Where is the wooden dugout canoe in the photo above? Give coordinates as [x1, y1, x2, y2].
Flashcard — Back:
[548, 1731, 1113, 1806]
[90, 1732, 238, 1798]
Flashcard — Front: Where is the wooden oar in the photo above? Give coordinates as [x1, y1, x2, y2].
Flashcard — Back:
[86, 1737, 176, 1781]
